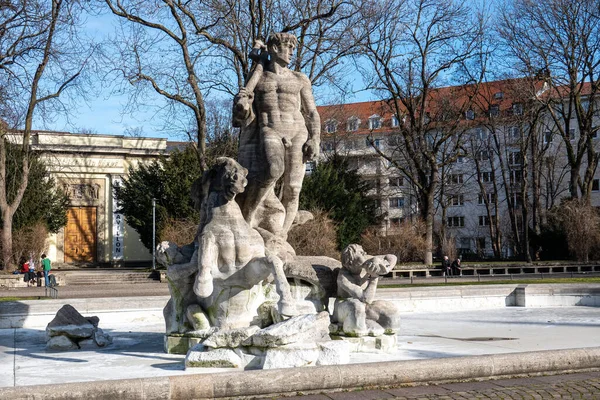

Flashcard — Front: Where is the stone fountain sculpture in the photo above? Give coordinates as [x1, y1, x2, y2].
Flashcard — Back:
[159, 32, 401, 369]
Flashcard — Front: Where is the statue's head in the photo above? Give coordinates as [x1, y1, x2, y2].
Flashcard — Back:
[341, 244, 368, 274]
[199, 157, 248, 203]
[267, 32, 297, 65]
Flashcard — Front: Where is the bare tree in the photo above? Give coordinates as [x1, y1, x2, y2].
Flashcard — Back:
[357, 0, 487, 265]
[468, 79, 550, 260]
[499, 0, 600, 201]
[0, 0, 90, 269]
[100, 0, 364, 170]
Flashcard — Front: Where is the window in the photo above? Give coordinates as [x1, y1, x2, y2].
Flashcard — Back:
[305, 161, 316, 174]
[592, 129, 598, 139]
[344, 140, 356, 150]
[389, 217, 402, 227]
[476, 150, 490, 161]
[568, 128, 576, 141]
[388, 177, 404, 187]
[391, 115, 399, 127]
[512, 103, 523, 115]
[368, 115, 382, 130]
[479, 171, 494, 183]
[466, 109, 475, 120]
[494, 92, 504, 100]
[475, 128, 488, 140]
[322, 142, 334, 151]
[509, 192, 523, 208]
[509, 169, 522, 185]
[447, 216, 465, 227]
[508, 151, 522, 166]
[544, 131, 553, 143]
[366, 138, 382, 148]
[448, 174, 464, 184]
[365, 179, 380, 191]
[478, 215, 495, 226]
[593, 179, 600, 192]
[347, 117, 359, 131]
[478, 192, 496, 205]
[389, 197, 405, 208]
[448, 194, 464, 206]
[508, 126, 520, 139]
[582, 100, 590, 111]
[477, 237, 486, 251]
[489, 105, 500, 117]
[325, 120, 337, 133]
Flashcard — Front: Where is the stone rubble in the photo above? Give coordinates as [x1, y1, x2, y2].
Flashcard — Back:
[45, 304, 112, 350]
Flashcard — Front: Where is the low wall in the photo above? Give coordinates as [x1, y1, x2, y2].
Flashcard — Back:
[0, 273, 65, 289]
[0, 296, 168, 329]
[514, 284, 600, 307]
[1, 347, 599, 400]
[3, 284, 600, 329]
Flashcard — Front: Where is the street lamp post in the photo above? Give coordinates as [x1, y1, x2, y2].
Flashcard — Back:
[152, 198, 156, 270]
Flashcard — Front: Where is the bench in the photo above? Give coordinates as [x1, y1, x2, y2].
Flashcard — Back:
[387, 263, 600, 279]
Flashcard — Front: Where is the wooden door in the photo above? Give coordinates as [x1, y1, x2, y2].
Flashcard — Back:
[64, 206, 97, 263]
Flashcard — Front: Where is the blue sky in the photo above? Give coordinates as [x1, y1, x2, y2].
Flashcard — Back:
[38, 10, 373, 140]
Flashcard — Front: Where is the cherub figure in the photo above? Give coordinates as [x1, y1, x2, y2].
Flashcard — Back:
[333, 244, 401, 336]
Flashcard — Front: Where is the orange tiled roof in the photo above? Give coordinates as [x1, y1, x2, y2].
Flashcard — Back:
[317, 78, 548, 136]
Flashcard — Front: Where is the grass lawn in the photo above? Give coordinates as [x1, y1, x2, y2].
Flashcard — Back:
[0, 296, 42, 302]
[380, 277, 600, 288]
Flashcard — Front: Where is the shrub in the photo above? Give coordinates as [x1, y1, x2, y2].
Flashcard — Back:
[159, 217, 198, 246]
[299, 155, 379, 249]
[361, 219, 427, 263]
[439, 234, 457, 262]
[11, 222, 48, 272]
[287, 210, 340, 260]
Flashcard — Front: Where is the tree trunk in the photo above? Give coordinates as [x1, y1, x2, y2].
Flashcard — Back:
[569, 166, 580, 199]
[1, 207, 14, 269]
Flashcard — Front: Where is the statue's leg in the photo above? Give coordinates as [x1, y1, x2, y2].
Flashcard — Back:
[281, 134, 307, 236]
[366, 300, 401, 333]
[334, 299, 368, 336]
[245, 255, 297, 317]
[244, 131, 285, 229]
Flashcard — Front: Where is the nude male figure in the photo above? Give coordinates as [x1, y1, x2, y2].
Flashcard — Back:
[234, 32, 320, 239]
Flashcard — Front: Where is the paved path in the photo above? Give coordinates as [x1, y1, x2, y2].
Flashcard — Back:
[280, 371, 600, 399]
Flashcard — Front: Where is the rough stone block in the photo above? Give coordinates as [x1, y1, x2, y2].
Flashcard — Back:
[46, 305, 96, 340]
[244, 312, 330, 348]
[203, 326, 260, 349]
[316, 340, 350, 365]
[47, 335, 77, 350]
[93, 328, 113, 347]
[262, 343, 320, 369]
[185, 346, 243, 369]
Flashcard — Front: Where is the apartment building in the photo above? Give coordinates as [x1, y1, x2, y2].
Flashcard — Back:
[316, 79, 600, 259]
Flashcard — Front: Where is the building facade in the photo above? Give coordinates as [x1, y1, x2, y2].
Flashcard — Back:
[10, 131, 168, 266]
[316, 79, 600, 259]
